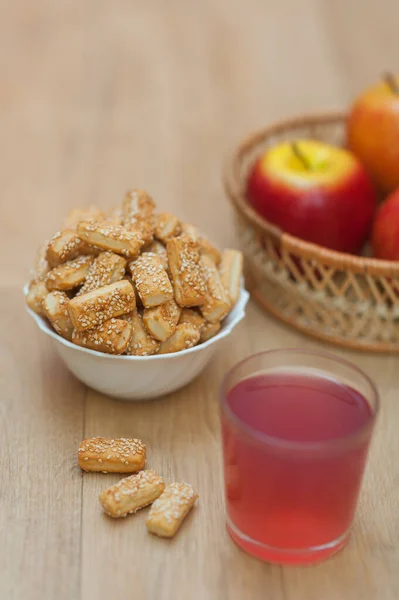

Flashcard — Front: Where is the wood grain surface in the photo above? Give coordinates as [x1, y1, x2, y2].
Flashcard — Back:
[1, 1, 399, 599]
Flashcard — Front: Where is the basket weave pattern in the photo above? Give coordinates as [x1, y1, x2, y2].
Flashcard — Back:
[225, 113, 399, 353]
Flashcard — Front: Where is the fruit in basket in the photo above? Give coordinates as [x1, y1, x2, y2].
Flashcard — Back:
[246, 139, 376, 254]
[347, 73, 399, 194]
[372, 187, 399, 259]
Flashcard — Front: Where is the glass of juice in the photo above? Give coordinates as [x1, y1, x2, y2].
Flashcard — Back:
[221, 348, 379, 565]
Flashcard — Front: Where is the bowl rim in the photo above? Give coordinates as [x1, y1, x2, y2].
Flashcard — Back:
[223, 111, 399, 277]
[24, 283, 249, 361]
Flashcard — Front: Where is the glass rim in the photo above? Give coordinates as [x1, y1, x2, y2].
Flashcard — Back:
[220, 348, 380, 452]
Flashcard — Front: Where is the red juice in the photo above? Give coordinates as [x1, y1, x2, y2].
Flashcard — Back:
[222, 370, 375, 564]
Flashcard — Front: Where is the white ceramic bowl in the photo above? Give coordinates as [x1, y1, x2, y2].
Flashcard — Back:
[24, 284, 249, 400]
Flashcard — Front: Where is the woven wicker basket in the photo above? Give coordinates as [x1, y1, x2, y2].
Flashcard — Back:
[224, 112, 399, 353]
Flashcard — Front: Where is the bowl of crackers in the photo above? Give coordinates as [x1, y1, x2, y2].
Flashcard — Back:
[25, 190, 249, 400]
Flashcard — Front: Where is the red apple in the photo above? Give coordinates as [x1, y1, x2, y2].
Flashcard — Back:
[246, 139, 377, 254]
[372, 188, 399, 259]
[347, 73, 399, 194]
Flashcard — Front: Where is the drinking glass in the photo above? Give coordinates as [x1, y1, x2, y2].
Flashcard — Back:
[220, 349, 379, 565]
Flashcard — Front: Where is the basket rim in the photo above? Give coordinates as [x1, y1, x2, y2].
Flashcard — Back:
[224, 111, 399, 276]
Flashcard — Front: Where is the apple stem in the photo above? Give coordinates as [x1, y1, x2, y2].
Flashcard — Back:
[291, 142, 312, 171]
[384, 72, 399, 95]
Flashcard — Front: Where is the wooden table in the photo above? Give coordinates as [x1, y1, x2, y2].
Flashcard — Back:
[2, 1, 399, 598]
